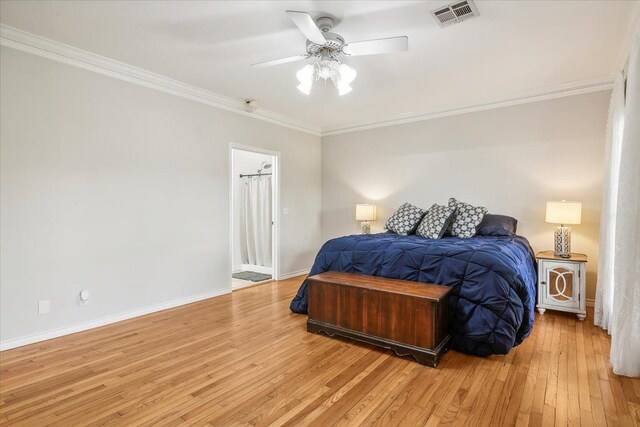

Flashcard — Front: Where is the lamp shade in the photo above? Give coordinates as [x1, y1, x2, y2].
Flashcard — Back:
[545, 201, 582, 225]
[356, 204, 376, 221]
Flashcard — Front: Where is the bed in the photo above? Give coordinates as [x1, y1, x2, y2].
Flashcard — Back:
[290, 232, 537, 356]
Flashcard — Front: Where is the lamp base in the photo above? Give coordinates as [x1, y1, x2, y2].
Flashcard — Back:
[554, 225, 571, 258]
[361, 221, 371, 234]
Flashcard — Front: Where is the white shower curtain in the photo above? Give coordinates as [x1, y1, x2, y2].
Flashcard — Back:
[595, 29, 640, 377]
[240, 176, 272, 268]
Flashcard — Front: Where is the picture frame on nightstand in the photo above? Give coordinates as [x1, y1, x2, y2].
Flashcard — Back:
[536, 251, 587, 320]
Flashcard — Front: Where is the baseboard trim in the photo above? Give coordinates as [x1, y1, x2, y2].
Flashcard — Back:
[0, 288, 230, 351]
[240, 264, 272, 275]
[0, 282, 594, 350]
[279, 268, 311, 280]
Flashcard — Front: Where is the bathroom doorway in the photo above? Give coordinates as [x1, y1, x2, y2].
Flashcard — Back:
[230, 145, 279, 290]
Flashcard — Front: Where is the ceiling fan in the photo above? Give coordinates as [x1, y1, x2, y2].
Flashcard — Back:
[252, 11, 409, 96]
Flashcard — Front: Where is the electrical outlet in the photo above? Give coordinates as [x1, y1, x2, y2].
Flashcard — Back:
[283, 207, 289, 215]
[38, 300, 50, 315]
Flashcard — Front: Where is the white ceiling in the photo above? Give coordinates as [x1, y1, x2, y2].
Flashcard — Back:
[1, 1, 637, 133]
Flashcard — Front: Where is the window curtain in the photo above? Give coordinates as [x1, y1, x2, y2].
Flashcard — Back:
[594, 72, 625, 330]
[595, 30, 640, 377]
[240, 176, 272, 267]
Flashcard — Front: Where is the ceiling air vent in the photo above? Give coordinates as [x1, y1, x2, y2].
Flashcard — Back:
[431, 0, 479, 28]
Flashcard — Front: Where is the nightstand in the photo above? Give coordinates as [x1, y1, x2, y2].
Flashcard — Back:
[536, 251, 587, 320]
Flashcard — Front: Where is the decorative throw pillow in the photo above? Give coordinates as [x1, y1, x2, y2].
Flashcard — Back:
[448, 198, 488, 238]
[416, 204, 456, 239]
[384, 202, 426, 236]
[476, 214, 518, 236]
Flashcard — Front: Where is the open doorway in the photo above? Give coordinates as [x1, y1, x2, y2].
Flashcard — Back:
[230, 145, 279, 290]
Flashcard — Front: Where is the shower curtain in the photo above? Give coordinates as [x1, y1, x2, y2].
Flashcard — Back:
[240, 176, 272, 267]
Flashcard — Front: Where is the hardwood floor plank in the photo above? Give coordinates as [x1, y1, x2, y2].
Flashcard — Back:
[452, 359, 493, 425]
[282, 350, 389, 426]
[422, 354, 481, 426]
[515, 314, 545, 427]
[301, 356, 404, 426]
[371, 356, 443, 426]
[567, 318, 582, 426]
[530, 314, 553, 424]
[556, 314, 569, 426]
[357, 364, 422, 427]
[576, 321, 593, 414]
[545, 313, 561, 412]
[335, 358, 413, 426]
[0, 277, 637, 426]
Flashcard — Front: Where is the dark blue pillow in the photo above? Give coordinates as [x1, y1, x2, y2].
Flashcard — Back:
[476, 214, 517, 236]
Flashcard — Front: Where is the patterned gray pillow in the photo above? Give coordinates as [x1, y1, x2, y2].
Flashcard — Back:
[385, 202, 426, 236]
[416, 204, 457, 239]
[448, 198, 488, 238]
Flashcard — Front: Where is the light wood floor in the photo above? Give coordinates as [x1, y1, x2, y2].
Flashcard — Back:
[1, 276, 638, 426]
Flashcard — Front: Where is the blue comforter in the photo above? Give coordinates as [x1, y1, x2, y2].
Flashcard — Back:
[290, 233, 537, 356]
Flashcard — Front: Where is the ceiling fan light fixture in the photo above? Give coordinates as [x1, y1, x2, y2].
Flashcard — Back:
[318, 63, 333, 80]
[317, 59, 339, 81]
[254, 10, 409, 96]
[297, 82, 312, 95]
[296, 64, 314, 84]
[337, 80, 352, 96]
[338, 64, 357, 84]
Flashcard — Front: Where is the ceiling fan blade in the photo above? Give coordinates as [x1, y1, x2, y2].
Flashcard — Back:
[286, 10, 326, 45]
[342, 36, 408, 56]
[252, 54, 310, 67]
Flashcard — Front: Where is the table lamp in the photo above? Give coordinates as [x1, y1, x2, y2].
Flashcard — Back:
[356, 204, 376, 234]
[545, 200, 582, 257]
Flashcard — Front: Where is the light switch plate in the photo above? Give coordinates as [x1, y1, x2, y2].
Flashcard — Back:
[38, 300, 50, 315]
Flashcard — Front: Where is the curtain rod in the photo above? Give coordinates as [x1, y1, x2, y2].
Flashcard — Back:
[239, 173, 272, 178]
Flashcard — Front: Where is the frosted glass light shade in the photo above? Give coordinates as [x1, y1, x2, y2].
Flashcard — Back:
[296, 64, 314, 84]
[296, 82, 311, 95]
[338, 64, 357, 84]
[356, 204, 377, 221]
[337, 81, 352, 96]
[546, 201, 582, 225]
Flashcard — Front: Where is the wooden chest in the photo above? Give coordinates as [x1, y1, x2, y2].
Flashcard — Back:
[306, 272, 452, 367]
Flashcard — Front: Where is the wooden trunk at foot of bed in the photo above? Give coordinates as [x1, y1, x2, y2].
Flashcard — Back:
[306, 272, 452, 367]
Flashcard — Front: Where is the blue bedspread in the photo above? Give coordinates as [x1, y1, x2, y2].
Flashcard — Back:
[290, 233, 537, 356]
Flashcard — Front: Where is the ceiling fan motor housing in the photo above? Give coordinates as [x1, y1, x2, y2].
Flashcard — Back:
[306, 31, 345, 59]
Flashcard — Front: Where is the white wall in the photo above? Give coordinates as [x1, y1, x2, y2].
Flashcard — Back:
[0, 41, 610, 347]
[231, 149, 273, 272]
[0, 46, 321, 345]
[321, 91, 610, 300]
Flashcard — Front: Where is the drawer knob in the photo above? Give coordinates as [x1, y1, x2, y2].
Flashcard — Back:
[541, 281, 547, 285]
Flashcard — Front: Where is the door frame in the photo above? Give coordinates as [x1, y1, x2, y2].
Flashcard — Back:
[228, 143, 280, 291]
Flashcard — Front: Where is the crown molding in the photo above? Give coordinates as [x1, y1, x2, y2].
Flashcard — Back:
[321, 76, 615, 136]
[0, 24, 321, 137]
[616, 1, 640, 71]
[0, 24, 616, 139]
